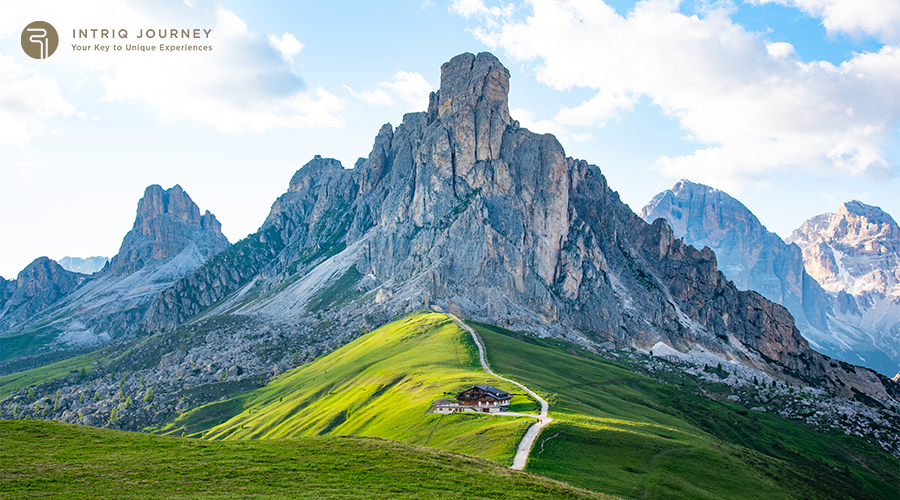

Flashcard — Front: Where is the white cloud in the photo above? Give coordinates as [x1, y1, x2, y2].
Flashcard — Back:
[97, 6, 343, 134]
[347, 71, 434, 111]
[511, 107, 594, 144]
[452, 0, 900, 191]
[0, 2, 345, 137]
[766, 41, 796, 58]
[215, 7, 248, 36]
[344, 84, 395, 106]
[512, 107, 567, 136]
[556, 88, 637, 126]
[268, 32, 304, 58]
[748, 0, 900, 44]
[381, 71, 433, 109]
[450, 0, 492, 18]
[0, 54, 75, 146]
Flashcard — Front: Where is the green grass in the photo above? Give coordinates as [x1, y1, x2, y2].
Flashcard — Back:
[0, 419, 612, 499]
[470, 321, 898, 500]
[0, 329, 57, 363]
[161, 312, 535, 465]
[10, 312, 893, 499]
[0, 350, 106, 399]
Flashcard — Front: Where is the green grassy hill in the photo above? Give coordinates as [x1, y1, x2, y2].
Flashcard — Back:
[0, 419, 609, 499]
[160, 311, 535, 464]
[8, 311, 893, 499]
[176, 312, 896, 500]
[0, 349, 107, 399]
[471, 321, 898, 500]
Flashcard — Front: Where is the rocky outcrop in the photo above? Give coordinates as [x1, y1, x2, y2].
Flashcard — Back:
[0, 257, 83, 328]
[58, 256, 109, 275]
[108, 185, 229, 275]
[141, 52, 895, 402]
[0, 277, 15, 312]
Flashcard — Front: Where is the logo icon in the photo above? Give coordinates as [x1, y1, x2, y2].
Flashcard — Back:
[21, 21, 59, 59]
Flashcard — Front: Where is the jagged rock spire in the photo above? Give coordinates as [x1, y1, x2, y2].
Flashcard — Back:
[108, 185, 228, 275]
[427, 52, 512, 175]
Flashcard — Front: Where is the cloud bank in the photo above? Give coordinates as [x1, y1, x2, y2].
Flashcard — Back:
[0, 1, 345, 142]
[451, 0, 900, 190]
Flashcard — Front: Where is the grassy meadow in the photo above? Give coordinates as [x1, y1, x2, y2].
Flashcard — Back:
[470, 321, 898, 500]
[0, 419, 610, 499]
[0, 350, 107, 399]
[2, 311, 895, 500]
[160, 311, 534, 465]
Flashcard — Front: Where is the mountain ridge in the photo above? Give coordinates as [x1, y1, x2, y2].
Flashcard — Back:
[0, 184, 229, 360]
[640, 180, 898, 376]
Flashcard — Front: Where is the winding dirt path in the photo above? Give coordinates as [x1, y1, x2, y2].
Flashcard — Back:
[448, 314, 552, 471]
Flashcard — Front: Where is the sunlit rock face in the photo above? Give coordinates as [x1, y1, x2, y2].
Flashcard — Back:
[787, 201, 900, 376]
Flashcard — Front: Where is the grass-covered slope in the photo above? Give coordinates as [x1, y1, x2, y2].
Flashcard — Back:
[161, 312, 534, 464]
[471, 321, 898, 500]
[0, 349, 107, 399]
[0, 419, 610, 499]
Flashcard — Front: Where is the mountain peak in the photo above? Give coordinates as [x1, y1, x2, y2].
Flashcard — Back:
[2, 257, 82, 325]
[108, 185, 229, 275]
[431, 52, 510, 119]
[137, 184, 201, 229]
[671, 179, 719, 194]
[426, 52, 512, 165]
[838, 200, 896, 226]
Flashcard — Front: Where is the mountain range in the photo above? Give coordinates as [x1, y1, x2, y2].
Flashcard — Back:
[1, 52, 896, 446]
[641, 180, 899, 377]
[57, 256, 109, 275]
[0, 184, 228, 364]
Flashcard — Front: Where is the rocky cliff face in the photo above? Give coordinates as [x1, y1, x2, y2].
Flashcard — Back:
[641, 180, 832, 330]
[0, 257, 84, 330]
[0, 185, 229, 361]
[143, 52, 895, 402]
[637, 181, 896, 374]
[0, 277, 16, 312]
[108, 184, 228, 276]
[787, 202, 899, 375]
[787, 201, 899, 299]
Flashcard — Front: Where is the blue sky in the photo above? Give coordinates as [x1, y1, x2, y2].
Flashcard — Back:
[0, 0, 897, 278]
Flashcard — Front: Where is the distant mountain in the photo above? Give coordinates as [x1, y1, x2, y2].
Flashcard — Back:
[0, 185, 229, 361]
[108, 184, 227, 276]
[640, 179, 832, 331]
[787, 201, 899, 375]
[58, 256, 109, 275]
[641, 182, 898, 377]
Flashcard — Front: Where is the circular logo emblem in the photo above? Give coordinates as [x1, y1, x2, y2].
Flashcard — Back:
[21, 21, 59, 59]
